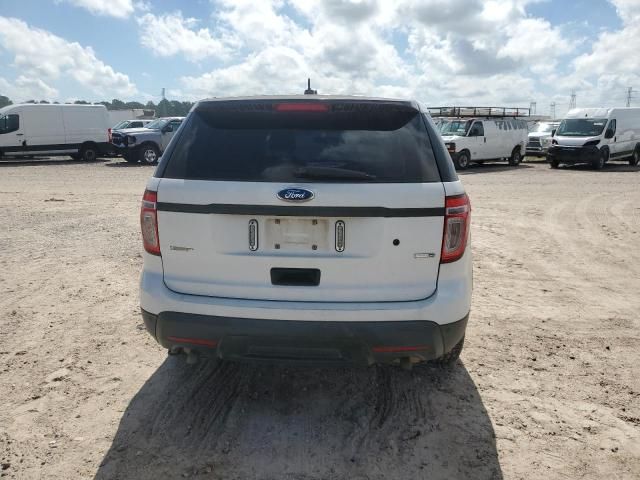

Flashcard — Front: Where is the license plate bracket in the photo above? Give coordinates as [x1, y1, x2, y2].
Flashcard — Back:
[266, 218, 329, 251]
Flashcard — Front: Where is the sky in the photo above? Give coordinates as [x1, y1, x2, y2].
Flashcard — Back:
[0, 0, 638, 117]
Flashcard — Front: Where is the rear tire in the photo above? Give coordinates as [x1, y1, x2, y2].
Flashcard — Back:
[139, 143, 160, 165]
[630, 147, 640, 166]
[431, 337, 464, 367]
[509, 147, 522, 166]
[454, 151, 470, 170]
[79, 144, 98, 162]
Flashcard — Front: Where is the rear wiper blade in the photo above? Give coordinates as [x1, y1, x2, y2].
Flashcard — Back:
[294, 166, 376, 181]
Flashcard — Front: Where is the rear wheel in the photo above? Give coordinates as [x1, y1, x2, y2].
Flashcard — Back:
[79, 144, 98, 162]
[630, 147, 640, 166]
[139, 143, 159, 165]
[431, 337, 464, 367]
[592, 147, 608, 170]
[454, 151, 470, 170]
[509, 147, 522, 166]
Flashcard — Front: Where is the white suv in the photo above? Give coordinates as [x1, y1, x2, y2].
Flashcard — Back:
[139, 96, 472, 368]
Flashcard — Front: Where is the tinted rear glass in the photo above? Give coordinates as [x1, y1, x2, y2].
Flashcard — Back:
[162, 101, 441, 183]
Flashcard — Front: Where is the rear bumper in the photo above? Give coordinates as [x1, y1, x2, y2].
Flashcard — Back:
[139, 245, 472, 365]
[547, 145, 599, 164]
[141, 309, 468, 366]
[97, 142, 115, 155]
[140, 246, 472, 324]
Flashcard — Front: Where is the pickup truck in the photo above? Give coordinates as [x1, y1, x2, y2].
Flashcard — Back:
[111, 117, 184, 164]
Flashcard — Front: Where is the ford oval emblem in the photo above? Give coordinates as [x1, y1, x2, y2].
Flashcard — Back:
[277, 187, 315, 202]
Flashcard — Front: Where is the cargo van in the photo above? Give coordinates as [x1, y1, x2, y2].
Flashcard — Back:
[0, 104, 111, 160]
[547, 108, 640, 169]
[431, 107, 529, 169]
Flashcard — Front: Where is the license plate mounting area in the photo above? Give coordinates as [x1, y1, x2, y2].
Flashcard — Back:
[266, 218, 330, 251]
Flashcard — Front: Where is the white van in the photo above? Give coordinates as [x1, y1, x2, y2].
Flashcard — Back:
[548, 108, 640, 169]
[0, 104, 111, 161]
[438, 116, 528, 169]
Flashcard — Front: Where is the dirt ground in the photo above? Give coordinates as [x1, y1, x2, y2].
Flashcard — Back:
[0, 157, 639, 480]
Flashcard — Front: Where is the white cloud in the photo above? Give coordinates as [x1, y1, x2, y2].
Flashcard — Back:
[535, 0, 640, 111]
[0, 76, 59, 102]
[180, 46, 314, 98]
[5, 0, 634, 110]
[0, 16, 136, 100]
[572, 19, 640, 78]
[215, 0, 312, 58]
[59, 0, 135, 18]
[498, 18, 574, 63]
[137, 12, 232, 61]
[171, 0, 576, 106]
[180, 0, 413, 99]
[608, 0, 640, 21]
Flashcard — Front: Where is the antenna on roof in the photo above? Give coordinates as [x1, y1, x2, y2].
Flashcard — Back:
[304, 78, 317, 95]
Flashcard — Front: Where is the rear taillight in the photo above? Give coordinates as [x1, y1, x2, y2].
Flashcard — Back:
[441, 194, 470, 264]
[108, 128, 112, 143]
[141, 190, 160, 256]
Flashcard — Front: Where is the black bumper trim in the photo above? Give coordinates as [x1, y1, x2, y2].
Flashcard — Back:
[547, 145, 599, 164]
[141, 310, 469, 366]
[141, 309, 157, 338]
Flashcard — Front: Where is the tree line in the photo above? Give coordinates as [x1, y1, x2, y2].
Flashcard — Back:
[0, 95, 194, 117]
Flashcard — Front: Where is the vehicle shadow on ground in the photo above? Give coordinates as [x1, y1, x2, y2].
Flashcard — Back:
[95, 358, 502, 480]
[104, 160, 155, 168]
[552, 163, 640, 173]
[0, 157, 108, 167]
[457, 163, 533, 175]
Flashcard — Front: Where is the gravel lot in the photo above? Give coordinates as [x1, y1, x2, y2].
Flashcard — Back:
[0, 157, 639, 479]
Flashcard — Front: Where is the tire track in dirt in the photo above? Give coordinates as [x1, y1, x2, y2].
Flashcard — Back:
[4, 161, 639, 479]
[342, 366, 450, 470]
[542, 196, 640, 315]
[607, 198, 640, 236]
[146, 360, 247, 448]
[371, 367, 394, 429]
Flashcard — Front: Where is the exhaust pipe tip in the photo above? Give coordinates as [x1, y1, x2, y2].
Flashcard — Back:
[168, 346, 183, 356]
[400, 357, 412, 371]
[185, 348, 199, 365]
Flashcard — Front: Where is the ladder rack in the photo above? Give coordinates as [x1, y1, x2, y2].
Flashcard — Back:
[428, 106, 531, 118]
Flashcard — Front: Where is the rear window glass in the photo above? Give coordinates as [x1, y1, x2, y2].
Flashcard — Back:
[162, 101, 441, 183]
